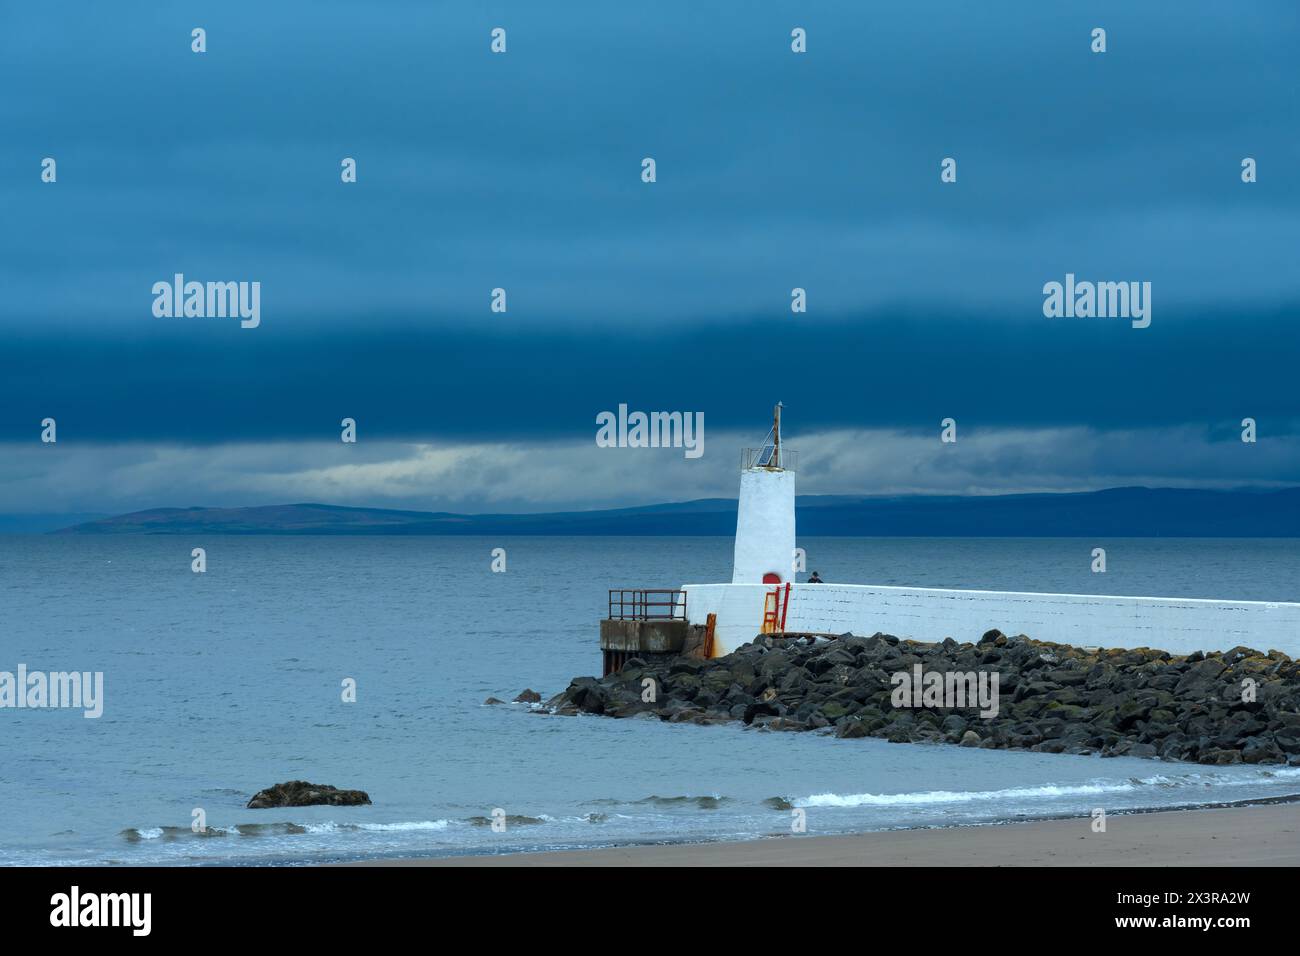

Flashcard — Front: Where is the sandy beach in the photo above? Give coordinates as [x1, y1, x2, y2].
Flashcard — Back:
[355, 803, 1300, 867]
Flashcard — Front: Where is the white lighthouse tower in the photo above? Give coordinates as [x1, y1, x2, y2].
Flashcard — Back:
[732, 403, 796, 584]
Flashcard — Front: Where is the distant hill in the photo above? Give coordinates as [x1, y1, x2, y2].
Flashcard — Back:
[50, 487, 1300, 536]
[0, 513, 108, 534]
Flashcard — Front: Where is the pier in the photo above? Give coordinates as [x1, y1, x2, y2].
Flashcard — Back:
[598, 407, 1300, 672]
[601, 589, 696, 675]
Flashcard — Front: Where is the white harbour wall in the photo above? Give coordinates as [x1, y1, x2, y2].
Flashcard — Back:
[682, 582, 1300, 658]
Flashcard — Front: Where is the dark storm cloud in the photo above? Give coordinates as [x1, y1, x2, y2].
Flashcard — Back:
[1, 0, 1295, 323]
[0, 1, 1296, 502]
[0, 309, 1295, 445]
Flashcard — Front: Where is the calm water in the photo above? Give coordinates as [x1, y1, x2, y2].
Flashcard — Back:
[1, 535, 1298, 866]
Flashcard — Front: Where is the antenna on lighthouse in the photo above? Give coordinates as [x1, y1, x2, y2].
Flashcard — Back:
[753, 402, 784, 470]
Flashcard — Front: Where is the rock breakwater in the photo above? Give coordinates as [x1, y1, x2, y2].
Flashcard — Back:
[548, 631, 1300, 765]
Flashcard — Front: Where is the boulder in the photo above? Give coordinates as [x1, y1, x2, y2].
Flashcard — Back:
[247, 781, 371, 809]
[565, 676, 607, 713]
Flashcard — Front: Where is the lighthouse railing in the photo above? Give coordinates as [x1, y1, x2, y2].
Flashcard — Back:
[741, 447, 797, 471]
[607, 589, 687, 621]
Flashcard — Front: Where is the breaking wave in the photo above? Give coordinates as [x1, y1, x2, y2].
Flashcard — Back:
[121, 819, 452, 841]
[787, 768, 1300, 810]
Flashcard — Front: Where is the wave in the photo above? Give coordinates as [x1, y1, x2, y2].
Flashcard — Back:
[585, 795, 731, 810]
[797, 782, 1136, 809]
[465, 814, 547, 827]
[788, 767, 1300, 810]
[121, 820, 451, 841]
[302, 820, 451, 834]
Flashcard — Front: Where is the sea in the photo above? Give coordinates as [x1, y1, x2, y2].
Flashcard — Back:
[1, 534, 1298, 866]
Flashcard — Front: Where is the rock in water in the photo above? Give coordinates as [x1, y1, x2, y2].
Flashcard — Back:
[246, 781, 372, 809]
[513, 688, 542, 703]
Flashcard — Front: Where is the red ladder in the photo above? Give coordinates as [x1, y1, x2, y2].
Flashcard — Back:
[761, 582, 792, 634]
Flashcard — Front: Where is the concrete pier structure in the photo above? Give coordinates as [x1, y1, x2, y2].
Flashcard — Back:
[601, 589, 694, 674]
[683, 581, 1300, 659]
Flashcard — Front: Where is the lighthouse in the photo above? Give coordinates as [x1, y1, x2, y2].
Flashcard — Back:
[732, 403, 796, 584]
[604, 402, 1300, 668]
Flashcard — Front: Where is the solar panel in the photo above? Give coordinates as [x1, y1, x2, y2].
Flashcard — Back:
[752, 423, 778, 466]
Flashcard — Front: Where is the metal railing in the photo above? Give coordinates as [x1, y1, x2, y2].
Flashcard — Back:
[741, 447, 797, 472]
[608, 589, 686, 621]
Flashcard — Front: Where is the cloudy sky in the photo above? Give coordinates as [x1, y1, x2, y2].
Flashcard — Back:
[1, 1, 1296, 515]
